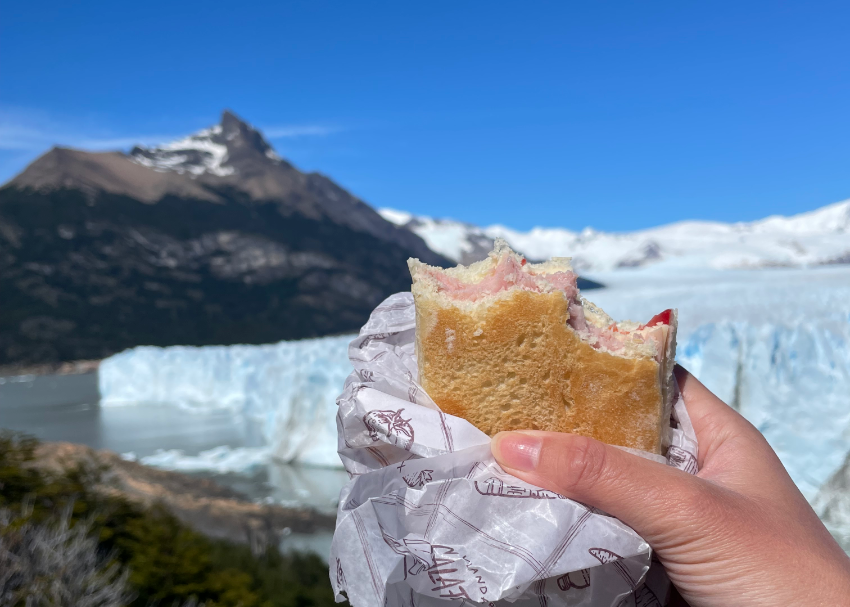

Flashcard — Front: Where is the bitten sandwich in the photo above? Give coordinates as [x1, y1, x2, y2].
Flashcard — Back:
[409, 240, 677, 455]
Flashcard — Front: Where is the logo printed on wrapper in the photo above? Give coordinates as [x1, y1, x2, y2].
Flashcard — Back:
[402, 370, 420, 404]
[589, 548, 634, 588]
[349, 350, 388, 364]
[350, 383, 369, 397]
[426, 545, 487, 600]
[358, 332, 397, 349]
[363, 409, 415, 450]
[631, 586, 663, 607]
[556, 569, 590, 591]
[379, 532, 488, 599]
[402, 469, 433, 488]
[475, 476, 568, 500]
[335, 558, 346, 588]
[460, 553, 488, 597]
[666, 445, 698, 474]
[381, 533, 430, 578]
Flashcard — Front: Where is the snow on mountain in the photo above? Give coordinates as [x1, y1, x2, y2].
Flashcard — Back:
[378, 210, 501, 265]
[377, 209, 495, 264]
[129, 110, 281, 177]
[131, 125, 235, 176]
[380, 200, 850, 270]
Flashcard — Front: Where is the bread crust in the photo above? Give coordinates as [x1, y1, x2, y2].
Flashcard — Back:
[415, 289, 667, 454]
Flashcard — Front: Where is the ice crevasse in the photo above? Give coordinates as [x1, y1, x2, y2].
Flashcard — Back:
[99, 318, 850, 503]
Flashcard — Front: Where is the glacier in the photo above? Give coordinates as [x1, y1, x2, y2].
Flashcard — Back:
[99, 335, 354, 468]
[814, 451, 850, 552]
[99, 265, 850, 539]
[678, 321, 850, 499]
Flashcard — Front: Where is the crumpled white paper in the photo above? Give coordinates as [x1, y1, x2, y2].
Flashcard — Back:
[331, 293, 699, 606]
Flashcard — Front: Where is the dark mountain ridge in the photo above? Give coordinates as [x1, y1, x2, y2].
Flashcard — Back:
[0, 111, 448, 366]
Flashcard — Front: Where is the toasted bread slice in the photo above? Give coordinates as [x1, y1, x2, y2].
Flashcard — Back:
[409, 240, 677, 454]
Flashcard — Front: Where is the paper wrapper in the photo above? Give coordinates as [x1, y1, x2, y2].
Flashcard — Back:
[331, 293, 699, 606]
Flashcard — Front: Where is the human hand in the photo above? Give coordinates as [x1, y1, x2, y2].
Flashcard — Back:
[490, 366, 850, 606]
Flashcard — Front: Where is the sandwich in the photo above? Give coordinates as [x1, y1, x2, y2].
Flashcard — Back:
[408, 240, 677, 455]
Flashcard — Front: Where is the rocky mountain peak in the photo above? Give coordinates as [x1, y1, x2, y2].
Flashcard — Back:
[219, 109, 281, 162]
[129, 110, 282, 178]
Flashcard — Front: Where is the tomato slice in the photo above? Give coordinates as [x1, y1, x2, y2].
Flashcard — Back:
[645, 309, 672, 327]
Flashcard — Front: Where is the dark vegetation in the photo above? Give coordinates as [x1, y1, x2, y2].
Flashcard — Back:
[0, 186, 449, 366]
[0, 433, 339, 607]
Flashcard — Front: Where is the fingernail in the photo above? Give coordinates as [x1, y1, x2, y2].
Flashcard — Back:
[491, 432, 542, 471]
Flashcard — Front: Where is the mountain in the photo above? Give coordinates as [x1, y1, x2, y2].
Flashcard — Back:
[379, 201, 850, 271]
[0, 111, 448, 367]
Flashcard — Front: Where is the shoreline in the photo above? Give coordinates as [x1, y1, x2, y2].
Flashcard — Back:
[0, 359, 100, 379]
[29, 441, 336, 551]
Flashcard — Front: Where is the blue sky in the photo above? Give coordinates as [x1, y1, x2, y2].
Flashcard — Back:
[2, 1, 849, 231]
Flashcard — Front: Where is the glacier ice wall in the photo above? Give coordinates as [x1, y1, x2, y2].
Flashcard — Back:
[813, 451, 850, 552]
[99, 318, 850, 499]
[99, 335, 354, 467]
[678, 320, 850, 499]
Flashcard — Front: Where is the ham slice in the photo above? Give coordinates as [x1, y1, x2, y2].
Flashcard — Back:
[425, 250, 671, 361]
[424, 254, 577, 301]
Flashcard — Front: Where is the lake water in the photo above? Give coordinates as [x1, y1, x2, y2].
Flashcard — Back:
[0, 372, 347, 556]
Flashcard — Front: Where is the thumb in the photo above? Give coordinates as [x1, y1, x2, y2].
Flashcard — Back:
[491, 431, 711, 544]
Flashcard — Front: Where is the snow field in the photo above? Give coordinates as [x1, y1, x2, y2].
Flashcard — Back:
[380, 199, 850, 271]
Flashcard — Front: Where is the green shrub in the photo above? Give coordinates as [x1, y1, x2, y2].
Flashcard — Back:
[0, 432, 339, 607]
